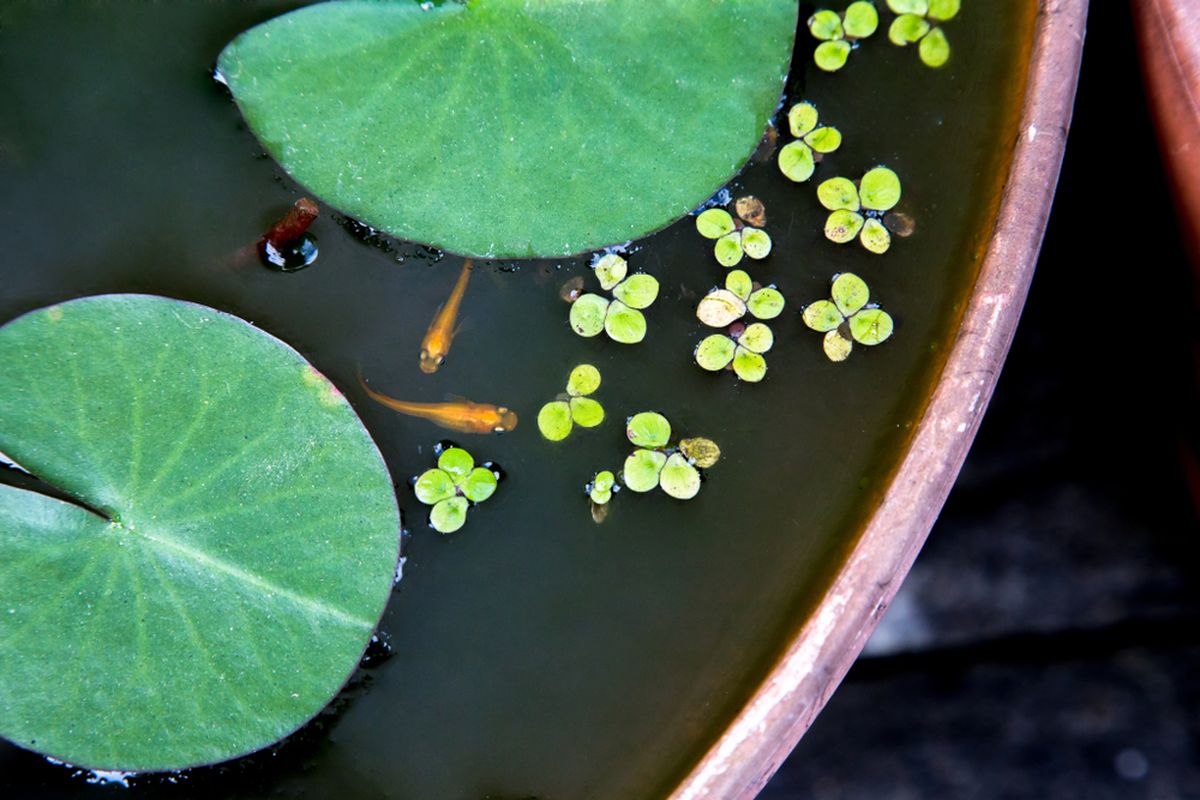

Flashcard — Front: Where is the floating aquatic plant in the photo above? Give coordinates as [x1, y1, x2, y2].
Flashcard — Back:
[414, 443, 501, 533]
[695, 202, 773, 268]
[693, 269, 784, 381]
[621, 413, 720, 501]
[802, 272, 894, 362]
[886, 0, 959, 67]
[817, 167, 904, 254]
[586, 469, 619, 523]
[568, 254, 660, 344]
[538, 364, 605, 441]
[778, 102, 843, 183]
[808, 1, 880, 72]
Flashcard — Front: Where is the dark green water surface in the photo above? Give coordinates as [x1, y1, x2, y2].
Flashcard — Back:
[0, 2, 1034, 797]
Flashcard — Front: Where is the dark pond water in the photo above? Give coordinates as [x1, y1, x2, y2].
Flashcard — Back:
[0, 1, 1034, 797]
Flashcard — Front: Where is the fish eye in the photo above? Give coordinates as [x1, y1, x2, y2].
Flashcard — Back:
[498, 406, 509, 413]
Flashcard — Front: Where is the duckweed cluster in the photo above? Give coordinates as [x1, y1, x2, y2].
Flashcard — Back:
[568, 253, 660, 344]
[778, 102, 842, 183]
[808, 2, 879, 72]
[414, 443, 501, 533]
[695, 205, 773, 267]
[694, 269, 785, 383]
[887, 0, 960, 67]
[538, 364, 605, 441]
[621, 412, 720, 500]
[802, 273, 895, 361]
[818, 167, 904, 254]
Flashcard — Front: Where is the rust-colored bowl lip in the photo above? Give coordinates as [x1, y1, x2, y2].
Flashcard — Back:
[669, 1, 1090, 797]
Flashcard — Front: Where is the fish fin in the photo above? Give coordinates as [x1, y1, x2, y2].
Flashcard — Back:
[444, 393, 471, 404]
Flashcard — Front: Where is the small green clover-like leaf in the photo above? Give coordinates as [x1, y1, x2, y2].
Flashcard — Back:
[593, 253, 628, 291]
[861, 217, 892, 254]
[778, 140, 816, 183]
[832, 273, 870, 316]
[715, 232, 745, 267]
[848, 308, 895, 345]
[695, 334, 737, 371]
[659, 453, 701, 500]
[928, 0, 960, 21]
[679, 437, 721, 468]
[805, 126, 843, 154]
[889, 13, 931, 44]
[604, 300, 647, 344]
[415, 468, 457, 505]
[887, 0, 929, 13]
[843, 1, 879, 38]
[537, 400, 574, 442]
[570, 293, 610, 337]
[740, 227, 772, 260]
[569, 396, 605, 428]
[859, 167, 902, 212]
[437, 447, 474, 483]
[919, 27, 951, 67]
[814, 39, 852, 71]
[826, 209, 866, 243]
[697, 289, 747, 328]
[739, 322, 775, 354]
[726, 270, 754, 302]
[623, 448, 668, 493]
[589, 470, 616, 505]
[818, 177, 861, 211]
[567, 363, 601, 397]
[613, 274, 660, 310]
[460, 467, 498, 503]
[787, 102, 819, 137]
[430, 496, 469, 534]
[747, 287, 786, 320]
[803, 300, 844, 333]
[732, 347, 768, 382]
[823, 329, 854, 362]
[696, 208, 736, 239]
[627, 412, 671, 448]
[808, 9, 844, 40]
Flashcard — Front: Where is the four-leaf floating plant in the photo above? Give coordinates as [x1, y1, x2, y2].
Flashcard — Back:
[694, 270, 785, 383]
[802, 272, 895, 361]
[538, 364, 606, 442]
[568, 254, 660, 344]
[414, 443, 502, 533]
[817, 167, 904, 254]
[621, 412, 720, 501]
[887, 0, 960, 67]
[778, 101, 843, 183]
[808, 1, 880, 72]
[695, 204, 773, 268]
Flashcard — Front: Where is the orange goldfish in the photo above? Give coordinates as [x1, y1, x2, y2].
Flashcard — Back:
[419, 258, 473, 374]
[358, 377, 517, 434]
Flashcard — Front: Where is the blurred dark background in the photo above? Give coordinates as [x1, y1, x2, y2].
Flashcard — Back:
[764, 2, 1200, 798]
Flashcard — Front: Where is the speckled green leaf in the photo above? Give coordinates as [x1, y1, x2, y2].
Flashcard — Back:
[659, 453, 702, 500]
[818, 177, 861, 211]
[859, 167, 902, 211]
[604, 301, 647, 344]
[0, 295, 400, 771]
[823, 329, 854, 361]
[537, 400, 574, 441]
[569, 397, 605, 428]
[622, 449, 668, 493]
[218, 0, 799, 258]
[696, 208, 737, 239]
[593, 254, 628, 291]
[416, 468, 457, 505]
[825, 209, 866, 243]
[860, 217, 892, 254]
[739, 322, 775, 354]
[778, 140, 816, 183]
[740, 227, 772, 259]
[747, 287, 785, 320]
[627, 412, 672, 449]
[787, 102, 819, 137]
[566, 363, 601, 397]
[804, 126, 842, 154]
[715, 232, 746, 267]
[848, 308, 895, 345]
[832, 273, 870, 316]
[438, 447, 475, 483]
[732, 347, 768, 382]
[612, 274, 660, 310]
[695, 334, 737, 371]
[569, 293, 610, 338]
[726, 270, 754, 302]
[430, 496, 469, 534]
[803, 300, 844, 333]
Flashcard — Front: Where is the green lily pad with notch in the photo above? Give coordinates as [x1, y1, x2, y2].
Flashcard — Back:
[733, 347, 768, 382]
[438, 447, 474, 483]
[808, 9, 844, 40]
[0, 294, 401, 771]
[787, 102, 819, 137]
[626, 412, 672, 449]
[696, 208, 737, 239]
[928, 0, 961, 21]
[814, 39, 852, 71]
[747, 287, 785, 320]
[889, 13, 931, 44]
[777, 140, 816, 183]
[622, 449, 668, 493]
[715, 232, 746, 267]
[430, 496, 469, 534]
[919, 26, 951, 67]
[818, 177, 861, 211]
[658, 453, 702, 500]
[803, 299, 844, 333]
[861, 218, 892, 254]
[570, 294, 610, 338]
[825, 209, 866, 243]
[460, 467, 499, 503]
[739, 322, 775, 354]
[567, 364, 601, 397]
[537, 400, 574, 442]
[589, 470, 615, 505]
[859, 167, 902, 211]
[218, 0, 799, 258]
[612, 274, 660, 310]
[805, 126, 842, 153]
[569, 397, 605, 428]
[832, 273, 870, 316]
[842, 1, 879, 38]
[849, 308, 895, 345]
[726, 270, 754, 302]
[740, 228, 772, 260]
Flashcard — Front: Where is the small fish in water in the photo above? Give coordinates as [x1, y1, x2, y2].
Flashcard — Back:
[419, 258, 473, 374]
[358, 376, 517, 434]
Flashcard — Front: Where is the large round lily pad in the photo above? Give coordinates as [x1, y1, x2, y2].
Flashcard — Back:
[217, 0, 799, 258]
[0, 295, 401, 771]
